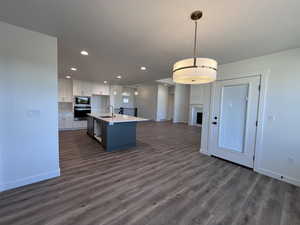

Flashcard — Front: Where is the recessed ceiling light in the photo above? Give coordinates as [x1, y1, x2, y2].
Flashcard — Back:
[134, 91, 139, 96]
[104, 81, 107, 84]
[81, 50, 88, 56]
[70, 67, 77, 71]
[116, 75, 122, 79]
[113, 91, 117, 95]
[65, 75, 71, 79]
[140, 66, 147, 71]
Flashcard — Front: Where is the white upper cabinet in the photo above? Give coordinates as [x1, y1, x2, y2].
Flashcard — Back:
[72, 79, 81, 96]
[82, 81, 92, 96]
[73, 80, 92, 96]
[92, 83, 110, 95]
[73, 80, 109, 96]
[58, 78, 73, 102]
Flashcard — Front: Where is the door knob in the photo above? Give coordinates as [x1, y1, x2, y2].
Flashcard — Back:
[212, 122, 217, 125]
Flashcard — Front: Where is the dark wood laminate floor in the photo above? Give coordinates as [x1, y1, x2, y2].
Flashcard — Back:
[0, 121, 299, 225]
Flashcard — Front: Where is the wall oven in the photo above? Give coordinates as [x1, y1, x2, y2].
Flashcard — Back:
[74, 96, 91, 120]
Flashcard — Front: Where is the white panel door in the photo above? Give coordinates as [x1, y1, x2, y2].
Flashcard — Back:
[209, 76, 260, 168]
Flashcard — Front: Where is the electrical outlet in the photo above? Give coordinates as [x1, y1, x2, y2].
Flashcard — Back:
[26, 110, 41, 118]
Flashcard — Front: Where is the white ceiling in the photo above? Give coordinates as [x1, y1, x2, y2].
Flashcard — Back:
[0, 0, 299, 85]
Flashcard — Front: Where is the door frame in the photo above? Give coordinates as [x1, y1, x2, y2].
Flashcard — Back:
[206, 70, 270, 172]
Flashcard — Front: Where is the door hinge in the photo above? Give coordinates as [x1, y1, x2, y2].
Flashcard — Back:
[258, 85, 261, 91]
[255, 121, 258, 127]
[253, 155, 255, 161]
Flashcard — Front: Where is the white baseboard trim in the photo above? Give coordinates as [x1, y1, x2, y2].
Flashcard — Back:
[155, 119, 169, 122]
[200, 148, 211, 156]
[0, 169, 60, 192]
[255, 167, 300, 187]
[173, 121, 188, 124]
[59, 127, 86, 131]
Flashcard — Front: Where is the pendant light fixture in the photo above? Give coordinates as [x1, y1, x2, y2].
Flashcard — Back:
[173, 11, 217, 84]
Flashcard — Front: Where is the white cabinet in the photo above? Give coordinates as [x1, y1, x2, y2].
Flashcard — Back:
[92, 83, 110, 95]
[58, 79, 73, 102]
[59, 112, 74, 130]
[73, 80, 93, 96]
[72, 120, 87, 129]
[83, 81, 92, 96]
[73, 79, 110, 96]
[73, 80, 84, 96]
[72, 79, 80, 96]
[59, 113, 87, 130]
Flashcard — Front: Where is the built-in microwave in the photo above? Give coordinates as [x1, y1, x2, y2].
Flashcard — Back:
[75, 96, 90, 105]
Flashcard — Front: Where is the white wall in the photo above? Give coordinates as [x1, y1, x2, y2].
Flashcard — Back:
[0, 22, 59, 191]
[209, 48, 300, 186]
[156, 84, 169, 121]
[189, 84, 212, 125]
[110, 85, 136, 109]
[0, 77, 5, 187]
[135, 84, 158, 120]
[91, 95, 110, 113]
[173, 84, 190, 123]
[190, 84, 211, 105]
[167, 93, 174, 121]
[189, 84, 212, 154]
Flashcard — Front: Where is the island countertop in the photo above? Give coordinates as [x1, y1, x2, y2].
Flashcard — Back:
[87, 113, 148, 125]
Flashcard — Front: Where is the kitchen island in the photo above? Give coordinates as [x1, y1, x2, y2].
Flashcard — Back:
[87, 113, 148, 152]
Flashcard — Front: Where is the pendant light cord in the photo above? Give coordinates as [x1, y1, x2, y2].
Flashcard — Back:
[193, 21, 198, 66]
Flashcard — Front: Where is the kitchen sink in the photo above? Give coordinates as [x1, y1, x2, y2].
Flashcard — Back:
[100, 115, 115, 118]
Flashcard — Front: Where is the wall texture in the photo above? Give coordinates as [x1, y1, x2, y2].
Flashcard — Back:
[0, 78, 4, 187]
[173, 84, 190, 123]
[211, 48, 300, 186]
[0, 22, 59, 191]
[110, 85, 136, 109]
[135, 84, 158, 120]
[189, 84, 212, 154]
[156, 84, 169, 121]
[167, 93, 174, 121]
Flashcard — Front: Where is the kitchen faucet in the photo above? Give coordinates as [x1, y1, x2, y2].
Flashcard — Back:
[109, 105, 114, 117]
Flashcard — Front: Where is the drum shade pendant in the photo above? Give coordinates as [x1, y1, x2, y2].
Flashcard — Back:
[173, 11, 217, 84]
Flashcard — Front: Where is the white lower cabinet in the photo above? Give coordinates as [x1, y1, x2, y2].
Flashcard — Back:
[59, 113, 87, 130]
[72, 120, 87, 129]
[58, 117, 64, 130]
[72, 120, 81, 129]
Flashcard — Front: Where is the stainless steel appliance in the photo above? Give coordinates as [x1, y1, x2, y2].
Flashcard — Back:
[74, 96, 91, 120]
